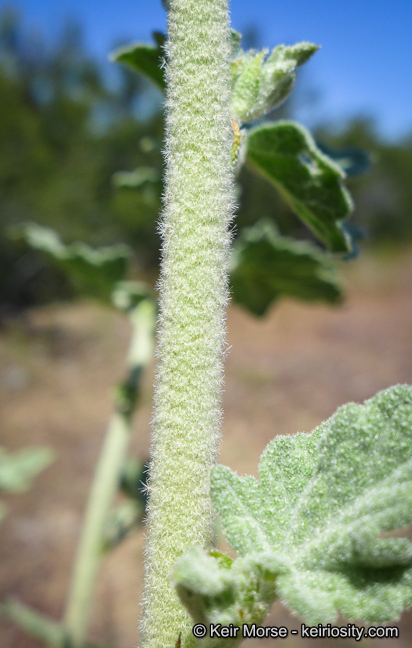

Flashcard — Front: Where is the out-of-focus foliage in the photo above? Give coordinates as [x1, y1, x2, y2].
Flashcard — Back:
[12, 222, 132, 303]
[1, 9, 412, 311]
[230, 220, 342, 316]
[0, 9, 162, 308]
[0, 445, 55, 521]
[315, 118, 412, 244]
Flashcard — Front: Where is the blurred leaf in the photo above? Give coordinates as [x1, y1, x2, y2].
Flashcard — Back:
[12, 222, 131, 304]
[230, 29, 242, 58]
[247, 121, 353, 252]
[316, 142, 372, 177]
[230, 220, 342, 316]
[119, 457, 148, 504]
[152, 31, 166, 49]
[112, 292, 156, 416]
[102, 500, 143, 551]
[110, 41, 165, 91]
[112, 166, 160, 191]
[0, 446, 54, 493]
[111, 281, 154, 314]
[232, 42, 318, 124]
[341, 222, 366, 260]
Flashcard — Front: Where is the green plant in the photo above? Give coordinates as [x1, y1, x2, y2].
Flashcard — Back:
[0, 445, 54, 523]
[6, 223, 157, 648]
[118, 2, 411, 647]
[1, 1, 411, 648]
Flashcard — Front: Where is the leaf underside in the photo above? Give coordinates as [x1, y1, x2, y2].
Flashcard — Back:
[230, 220, 342, 316]
[173, 385, 412, 636]
[247, 121, 354, 253]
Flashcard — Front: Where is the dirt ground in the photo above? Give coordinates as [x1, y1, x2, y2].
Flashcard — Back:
[0, 248, 411, 648]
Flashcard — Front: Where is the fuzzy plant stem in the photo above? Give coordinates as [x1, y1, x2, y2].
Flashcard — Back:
[141, 1, 234, 647]
[64, 299, 156, 648]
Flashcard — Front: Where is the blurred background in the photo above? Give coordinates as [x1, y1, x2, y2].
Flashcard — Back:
[0, 1, 411, 646]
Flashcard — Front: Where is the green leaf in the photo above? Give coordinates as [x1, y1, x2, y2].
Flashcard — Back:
[231, 51, 265, 124]
[231, 42, 318, 124]
[102, 500, 143, 551]
[109, 36, 316, 131]
[211, 428, 323, 557]
[152, 31, 166, 49]
[229, 30, 242, 58]
[111, 281, 154, 316]
[172, 549, 284, 647]
[0, 446, 55, 493]
[246, 121, 354, 252]
[119, 457, 148, 504]
[110, 41, 165, 91]
[12, 222, 131, 304]
[112, 166, 160, 191]
[175, 386, 412, 627]
[230, 220, 342, 316]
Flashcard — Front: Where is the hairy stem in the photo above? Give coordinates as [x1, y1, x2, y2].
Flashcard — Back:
[141, 1, 234, 646]
[64, 299, 156, 648]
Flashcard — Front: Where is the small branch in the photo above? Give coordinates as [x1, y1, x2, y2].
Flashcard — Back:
[64, 298, 156, 648]
[0, 598, 66, 647]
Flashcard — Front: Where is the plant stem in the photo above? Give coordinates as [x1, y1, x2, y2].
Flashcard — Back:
[141, 1, 233, 646]
[0, 598, 66, 648]
[64, 299, 156, 648]
[0, 598, 106, 648]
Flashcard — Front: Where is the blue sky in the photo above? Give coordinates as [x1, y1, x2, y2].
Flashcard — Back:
[3, 0, 412, 140]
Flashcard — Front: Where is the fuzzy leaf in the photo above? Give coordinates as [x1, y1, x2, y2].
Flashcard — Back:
[175, 386, 412, 628]
[246, 121, 354, 252]
[231, 42, 318, 124]
[231, 51, 266, 124]
[109, 35, 316, 126]
[0, 446, 54, 493]
[110, 41, 165, 91]
[172, 549, 285, 647]
[12, 222, 131, 304]
[230, 220, 342, 316]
